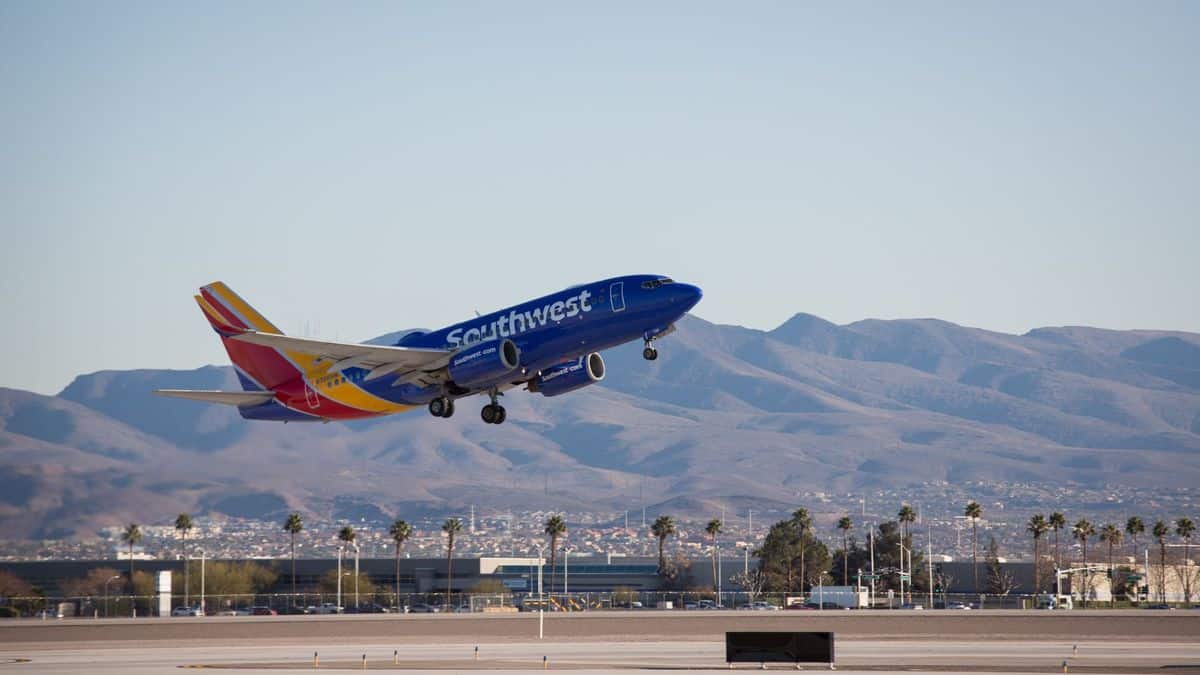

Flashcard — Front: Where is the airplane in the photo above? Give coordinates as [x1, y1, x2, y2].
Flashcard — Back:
[155, 275, 702, 424]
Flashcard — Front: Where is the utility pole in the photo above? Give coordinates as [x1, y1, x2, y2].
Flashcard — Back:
[927, 522, 933, 609]
[748, 510, 754, 541]
[337, 546, 343, 610]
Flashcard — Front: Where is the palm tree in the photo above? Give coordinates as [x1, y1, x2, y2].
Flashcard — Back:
[1072, 519, 1095, 607]
[283, 513, 303, 605]
[1049, 512, 1066, 569]
[836, 517, 853, 585]
[651, 515, 676, 574]
[388, 519, 411, 607]
[1099, 523, 1122, 606]
[1176, 518, 1195, 604]
[174, 513, 193, 608]
[442, 518, 463, 605]
[964, 501, 982, 592]
[1125, 516, 1145, 560]
[898, 505, 916, 539]
[705, 518, 722, 598]
[791, 508, 812, 593]
[1026, 515, 1049, 593]
[1152, 520, 1170, 602]
[120, 523, 142, 608]
[543, 515, 567, 594]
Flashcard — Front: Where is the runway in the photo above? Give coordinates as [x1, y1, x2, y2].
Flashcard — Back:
[1, 611, 1197, 673]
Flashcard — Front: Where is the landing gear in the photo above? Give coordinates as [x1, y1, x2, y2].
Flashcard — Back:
[428, 397, 455, 418]
[481, 389, 507, 424]
[481, 404, 507, 424]
[642, 341, 659, 361]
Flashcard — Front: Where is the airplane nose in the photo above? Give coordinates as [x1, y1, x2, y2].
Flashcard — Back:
[676, 283, 702, 312]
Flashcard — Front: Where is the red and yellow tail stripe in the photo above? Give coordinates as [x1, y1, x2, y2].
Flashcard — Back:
[197, 281, 412, 418]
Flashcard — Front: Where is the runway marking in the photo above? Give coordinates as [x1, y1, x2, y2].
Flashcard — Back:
[0, 658, 31, 665]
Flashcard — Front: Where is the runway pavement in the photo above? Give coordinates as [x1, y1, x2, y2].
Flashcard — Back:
[1, 611, 1197, 674]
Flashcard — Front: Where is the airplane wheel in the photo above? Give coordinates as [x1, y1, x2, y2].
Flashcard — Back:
[643, 347, 658, 361]
[428, 398, 447, 417]
[494, 406, 507, 424]
[481, 404, 497, 424]
[442, 399, 455, 418]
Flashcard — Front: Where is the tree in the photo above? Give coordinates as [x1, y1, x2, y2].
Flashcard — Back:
[318, 569, 374, 596]
[120, 523, 142, 596]
[897, 505, 916, 540]
[543, 515, 567, 594]
[283, 513, 303, 604]
[1125, 516, 1145, 560]
[1176, 518, 1196, 604]
[442, 518, 463, 604]
[1152, 520, 1170, 602]
[836, 517, 853, 585]
[174, 513, 194, 608]
[790, 508, 813, 594]
[388, 519, 411, 606]
[1049, 512, 1066, 569]
[964, 502, 982, 593]
[650, 515, 676, 574]
[1099, 523, 1122, 606]
[1072, 519, 1095, 606]
[730, 568, 767, 604]
[337, 525, 358, 607]
[985, 536, 1018, 595]
[705, 519, 722, 598]
[1027, 514, 1049, 593]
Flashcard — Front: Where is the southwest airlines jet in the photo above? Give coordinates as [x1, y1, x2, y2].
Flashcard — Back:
[156, 275, 702, 424]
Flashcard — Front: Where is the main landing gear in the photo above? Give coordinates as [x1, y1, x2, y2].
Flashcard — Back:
[428, 397, 455, 418]
[481, 389, 507, 425]
[642, 339, 659, 361]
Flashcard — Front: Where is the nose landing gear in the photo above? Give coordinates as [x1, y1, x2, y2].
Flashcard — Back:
[642, 340, 659, 361]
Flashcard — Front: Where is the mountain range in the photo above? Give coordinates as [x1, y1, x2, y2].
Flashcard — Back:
[2, 313, 1199, 539]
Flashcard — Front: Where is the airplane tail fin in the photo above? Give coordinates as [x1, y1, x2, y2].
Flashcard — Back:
[195, 282, 300, 391]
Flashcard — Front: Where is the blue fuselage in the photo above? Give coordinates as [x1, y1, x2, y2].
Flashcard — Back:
[339, 274, 700, 408]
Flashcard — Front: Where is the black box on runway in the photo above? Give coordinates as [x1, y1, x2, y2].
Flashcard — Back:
[725, 632, 834, 665]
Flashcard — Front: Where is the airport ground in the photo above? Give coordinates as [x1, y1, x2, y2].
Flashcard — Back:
[1, 610, 1197, 674]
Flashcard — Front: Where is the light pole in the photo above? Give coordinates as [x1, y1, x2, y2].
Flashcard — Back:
[537, 546, 544, 639]
[337, 546, 343, 611]
[716, 544, 722, 608]
[199, 551, 206, 614]
[353, 543, 360, 609]
[563, 547, 570, 597]
[103, 575, 121, 618]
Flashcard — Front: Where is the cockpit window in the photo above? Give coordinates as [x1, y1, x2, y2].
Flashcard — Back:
[641, 277, 675, 290]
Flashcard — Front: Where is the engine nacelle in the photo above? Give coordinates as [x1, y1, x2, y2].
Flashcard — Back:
[448, 338, 521, 388]
[528, 353, 605, 397]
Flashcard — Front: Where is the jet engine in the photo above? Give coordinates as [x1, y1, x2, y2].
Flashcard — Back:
[448, 338, 521, 388]
[528, 353, 605, 397]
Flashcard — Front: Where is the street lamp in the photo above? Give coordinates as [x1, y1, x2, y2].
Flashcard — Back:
[537, 545, 544, 639]
[352, 543, 361, 610]
[563, 546, 570, 597]
[336, 546, 343, 611]
[103, 575, 121, 618]
[199, 551, 206, 615]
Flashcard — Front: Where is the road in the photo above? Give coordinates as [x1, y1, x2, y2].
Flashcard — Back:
[1, 611, 1196, 673]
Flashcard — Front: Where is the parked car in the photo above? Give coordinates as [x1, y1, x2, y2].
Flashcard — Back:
[313, 603, 343, 615]
[250, 606, 278, 616]
[749, 601, 780, 611]
[1144, 603, 1174, 610]
[345, 603, 391, 614]
[683, 602, 699, 610]
[803, 601, 845, 610]
[407, 603, 441, 613]
[899, 603, 924, 610]
[171, 605, 204, 617]
[34, 608, 63, 619]
[945, 602, 971, 610]
[697, 600, 717, 609]
[785, 602, 814, 610]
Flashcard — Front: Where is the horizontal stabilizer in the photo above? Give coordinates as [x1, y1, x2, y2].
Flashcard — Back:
[153, 389, 276, 407]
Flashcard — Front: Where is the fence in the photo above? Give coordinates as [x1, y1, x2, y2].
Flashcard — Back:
[3, 589, 1168, 618]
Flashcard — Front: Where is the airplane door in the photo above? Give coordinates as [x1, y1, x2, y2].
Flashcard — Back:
[610, 281, 625, 313]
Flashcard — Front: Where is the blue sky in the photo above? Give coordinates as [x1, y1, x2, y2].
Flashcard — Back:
[2, 2, 1197, 394]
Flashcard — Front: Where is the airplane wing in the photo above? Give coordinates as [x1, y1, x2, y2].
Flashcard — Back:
[229, 331, 453, 381]
[154, 390, 277, 406]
